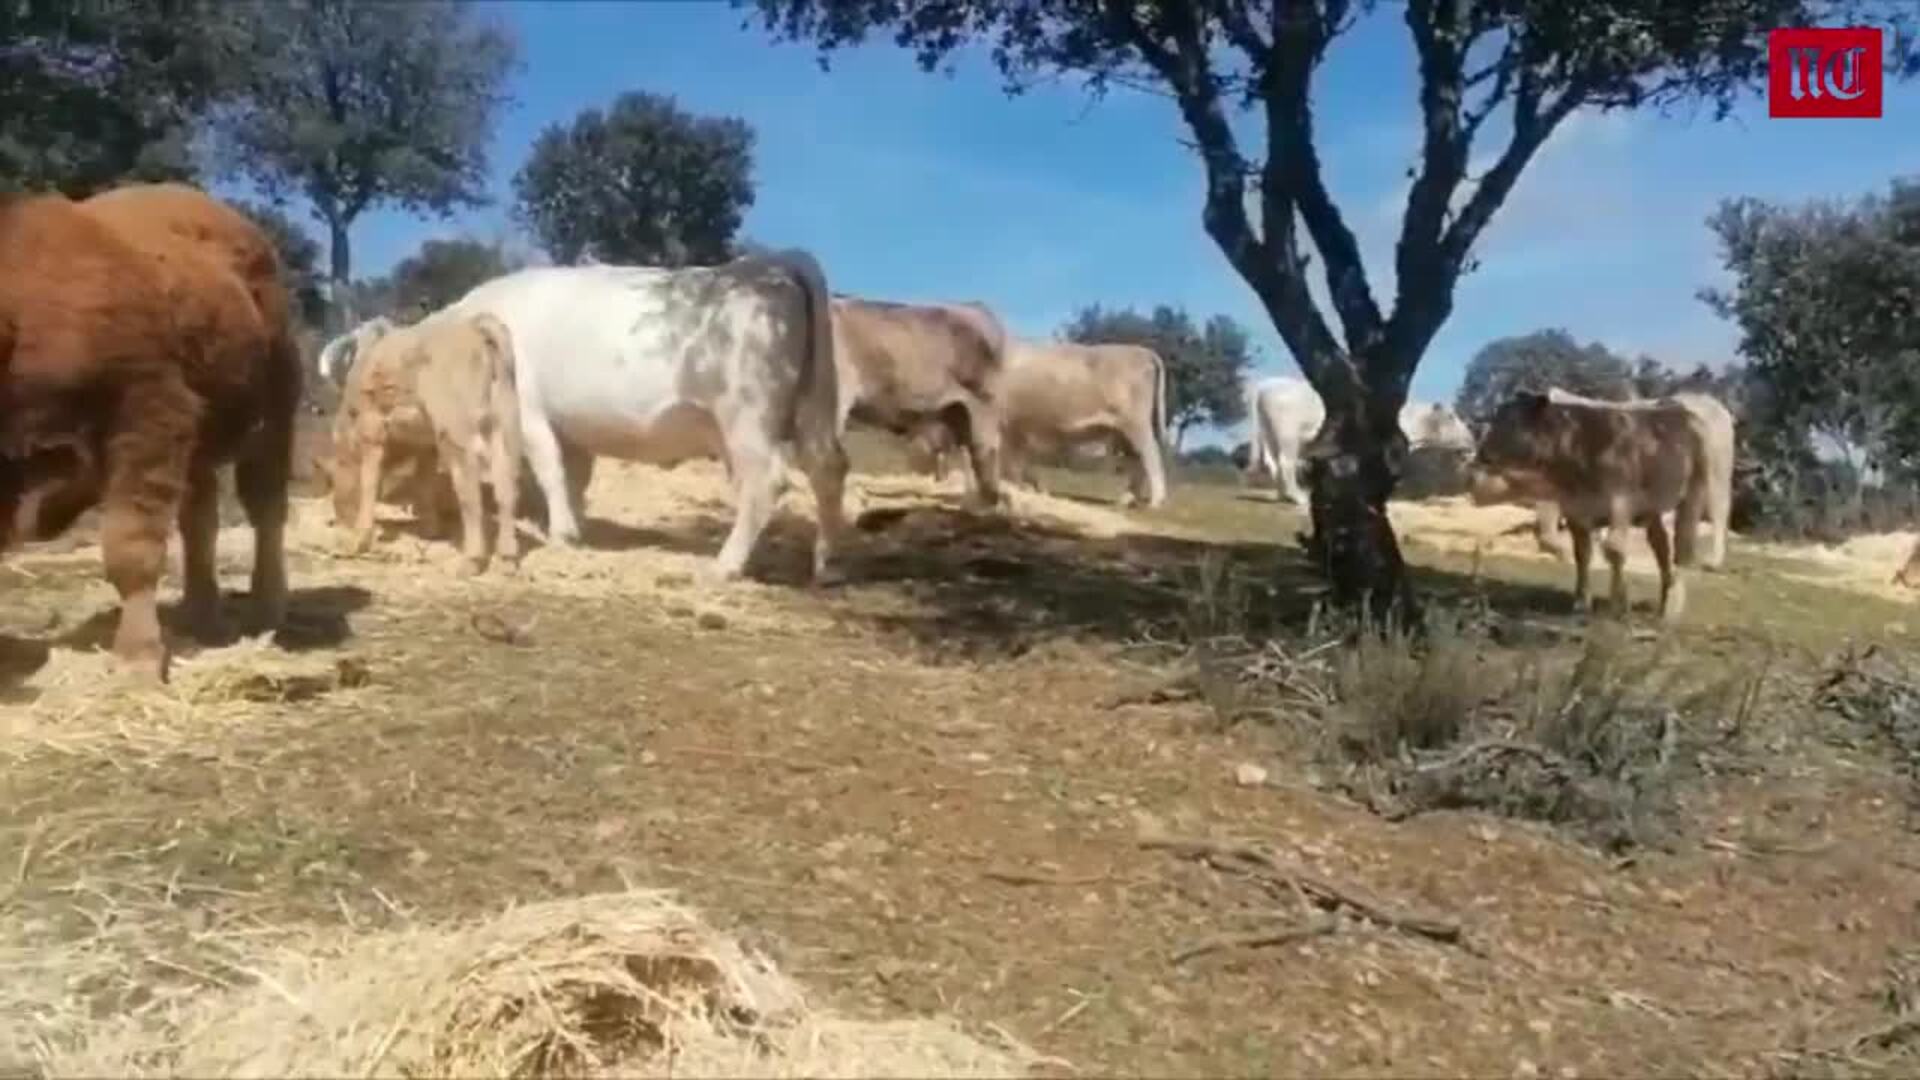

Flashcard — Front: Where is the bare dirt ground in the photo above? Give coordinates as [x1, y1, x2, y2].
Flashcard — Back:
[4, 426, 1920, 1077]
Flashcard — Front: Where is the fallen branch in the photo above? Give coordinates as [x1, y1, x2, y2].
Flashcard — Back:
[1172, 916, 1337, 965]
[982, 869, 1116, 887]
[1142, 834, 1466, 949]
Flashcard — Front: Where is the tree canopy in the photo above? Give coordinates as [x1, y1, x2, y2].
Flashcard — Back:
[743, 0, 1920, 612]
[1061, 304, 1257, 449]
[384, 237, 521, 319]
[1454, 329, 1634, 428]
[208, 0, 517, 288]
[0, 0, 251, 195]
[513, 91, 757, 267]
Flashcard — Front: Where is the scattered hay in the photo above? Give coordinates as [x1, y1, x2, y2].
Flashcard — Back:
[44, 889, 1039, 1080]
[0, 638, 363, 765]
[1757, 530, 1920, 600]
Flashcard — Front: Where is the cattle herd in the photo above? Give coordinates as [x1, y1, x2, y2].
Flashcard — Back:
[0, 180, 1875, 685]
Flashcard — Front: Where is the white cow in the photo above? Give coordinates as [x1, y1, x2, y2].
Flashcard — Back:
[1527, 386, 1737, 569]
[1242, 374, 1475, 504]
[434, 250, 849, 583]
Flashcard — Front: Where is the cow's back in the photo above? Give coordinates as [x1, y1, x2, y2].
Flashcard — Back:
[1003, 342, 1149, 429]
[833, 297, 1004, 411]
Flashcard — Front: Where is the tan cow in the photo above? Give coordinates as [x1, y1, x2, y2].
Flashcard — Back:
[1469, 390, 1711, 622]
[908, 340, 1169, 507]
[323, 312, 525, 574]
[831, 296, 1008, 507]
[1525, 387, 1738, 569]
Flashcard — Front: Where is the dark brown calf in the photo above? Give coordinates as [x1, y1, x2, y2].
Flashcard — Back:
[0, 184, 300, 680]
[1469, 391, 1709, 622]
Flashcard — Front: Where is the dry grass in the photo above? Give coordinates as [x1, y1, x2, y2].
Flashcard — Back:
[6, 431, 1920, 1078]
[42, 890, 1034, 1079]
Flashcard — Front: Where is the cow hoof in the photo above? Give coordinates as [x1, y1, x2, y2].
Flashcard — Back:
[457, 557, 486, 578]
[112, 642, 168, 685]
[697, 563, 743, 588]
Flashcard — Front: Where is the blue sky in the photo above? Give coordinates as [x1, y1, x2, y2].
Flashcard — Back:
[299, 1, 1920, 447]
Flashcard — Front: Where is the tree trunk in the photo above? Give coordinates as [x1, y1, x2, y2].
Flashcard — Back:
[327, 216, 353, 336]
[1299, 377, 1418, 628]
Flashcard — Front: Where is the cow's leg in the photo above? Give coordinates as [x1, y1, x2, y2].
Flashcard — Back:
[1119, 420, 1168, 509]
[177, 460, 227, 642]
[1276, 443, 1308, 505]
[1704, 473, 1731, 570]
[1533, 500, 1569, 560]
[445, 446, 488, 576]
[348, 437, 386, 555]
[708, 421, 785, 583]
[795, 434, 850, 586]
[1645, 515, 1685, 621]
[489, 434, 522, 571]
[954, 399, 1005, 510]
[1600, 501, 1634, 618]
[100, 413, 193, 680]
[235, 336, 296, 637]
[1568, 521, 1596, 613]
[519, 413, 581, 546]
[558, 436, 595, 523]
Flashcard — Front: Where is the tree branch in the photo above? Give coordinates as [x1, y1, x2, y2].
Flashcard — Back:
[1263, 0, 1383, 379]
[1099, 0, 1343, 389]
[1386, 0, 1472, 386]
[1441, 76, 1587, 270]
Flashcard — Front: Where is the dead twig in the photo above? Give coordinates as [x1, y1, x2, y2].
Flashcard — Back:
[1172, 916, 1338, 965]
[1142, 834, 1467, 949]
[982, 869, 1115, 888]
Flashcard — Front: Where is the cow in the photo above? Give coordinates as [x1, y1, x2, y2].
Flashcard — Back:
[830, 296, 1008, 508]
[1243, 374, 1475, 503]
[437, 251, 849, 584]
[317, 315, 398, 386]
[322, 312, 525, 574]
[1468, 390, 1711, 622]
[905, 340, 1169, 507]
[1520, 387, 1738, 570]
[0, 184, 301, 679]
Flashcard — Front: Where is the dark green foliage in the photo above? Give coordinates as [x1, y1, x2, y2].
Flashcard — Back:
[512, 91, 756, 267]
[384, 237, 521, 320]
[0, 0, 252, 195]
[209, 0, 518, 284]
[1454, 329, 1634, 429]
[1062, 304, 1256, 450]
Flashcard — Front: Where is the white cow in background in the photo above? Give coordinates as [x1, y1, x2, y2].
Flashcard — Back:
[1242, 374, 1475, 504]
[434, 250, 850, 584]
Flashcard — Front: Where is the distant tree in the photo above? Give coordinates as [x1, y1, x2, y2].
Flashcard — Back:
[1704, 178, 1920, 532]
[0, 0, 252, 195]
[513, 91, 756, 267]
[209, 0, 517, 299]
[231, 199, 326, 328]
[747, 0, 1920, 617]
[385, 237, 519, 319]
[1062, 304, 1256, 451]
[1454, 329, 1632, 429]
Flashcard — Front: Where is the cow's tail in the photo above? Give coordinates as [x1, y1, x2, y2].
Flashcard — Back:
[1673, 415, 1709, 569]
[1151, 348, 1168, 451]
[755, 248, 839, 464]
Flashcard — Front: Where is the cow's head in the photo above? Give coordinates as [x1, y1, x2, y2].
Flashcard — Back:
[1468, 391, 1563, 506]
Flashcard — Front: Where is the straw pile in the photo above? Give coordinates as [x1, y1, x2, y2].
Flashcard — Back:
[44, 889, 1037, 1079]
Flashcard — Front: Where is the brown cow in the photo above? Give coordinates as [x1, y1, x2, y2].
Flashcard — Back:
[830, 296, 1007, 507]
[1469, 391, 1710, 622]
[908, 340, 1169, 507]
[0, 184, 300, 679]
[322, 312, 525, 574]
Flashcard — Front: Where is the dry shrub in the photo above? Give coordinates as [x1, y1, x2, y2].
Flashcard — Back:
[44, 890, 1037, 1079]
[1817, 644, 1920, 818]
[1327, 606, 1483, 761]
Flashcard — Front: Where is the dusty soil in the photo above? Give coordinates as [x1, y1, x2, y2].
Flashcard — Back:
[4, 431, 1920, 1077]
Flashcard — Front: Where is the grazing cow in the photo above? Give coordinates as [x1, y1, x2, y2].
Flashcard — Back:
[0, 184, 300, 678]
[906, 340, 1169, 507]
[1521, 387, 1738, 569]
[439, 251, 849, 583]
[1243, 374, 1475, 503]
[323, 313, 525, 573]
[1468, 390, 1710, 621]
[830, 296, 1008, 508]
[317, 315, 398, 386]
